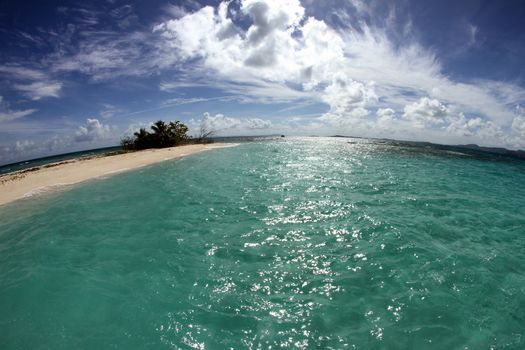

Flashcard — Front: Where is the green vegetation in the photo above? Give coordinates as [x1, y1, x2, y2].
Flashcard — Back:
[121, 120, 192, 150]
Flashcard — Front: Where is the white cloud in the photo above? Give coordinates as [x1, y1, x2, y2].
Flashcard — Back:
[512, 116, 525, 137]
[203, 112, 272, 131]
[0, 65, 62, 100]
[99, 104, 124, 119]
[318, 78, 378, 129]
[376, 107, 396, 128]
[14, 140, 36, 153]
[161, 96, 239, 106]
[512, 106, 525, 135]
[403, 97, 450, 128]
[0, 109, 37, 123]
[3, 0, 524, 151]
[322, 78, 377, 117]
[0, 65, 46, 80]
[0, 96, 37, 123]
[0, 117, 118, 165]
[13, 81, 62, 100]
[188, 112, 273, 136]
[151, 0, 525, 148]
[163, 4, 188, 19]
[446, 114, 483, 137]
[0, 134, 75, 165]
[377, 107, 395, 120]
[123, 121, 153, 137]
[52, 31, 152, 81]
[468, 24, 478, 47]
[74, 118, 111, 142]
[242, 0, 304, 67]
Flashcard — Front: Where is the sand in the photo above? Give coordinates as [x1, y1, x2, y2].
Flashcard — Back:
[0, 143, 235, 206]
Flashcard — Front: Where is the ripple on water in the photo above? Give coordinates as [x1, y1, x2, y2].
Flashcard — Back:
[0, 138, 525, 349]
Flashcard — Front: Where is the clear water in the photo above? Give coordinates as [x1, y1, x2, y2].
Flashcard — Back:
[1, 138, 524, 349]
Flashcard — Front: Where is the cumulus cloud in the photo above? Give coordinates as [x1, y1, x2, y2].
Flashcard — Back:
[376, 107, 396, 128]
[0, 117, 116, 165]
[74, 118, 111, 142]
[403, 97, 450, 128]
[512, 106, 525, 137]
[188, 112, 273, 136]
[163, 4, 189, 19]
[150, 0, 525, 148]
[202, 112, 272, 131]
[243, 0, 304, 44]
[446, 114, 483, 137]
[377, 108, 395, 120]
[512, 116, 525, 137]
[0, 135, 73, 165]
[323, 78, 377, 115]
[3, 0, 525, 150]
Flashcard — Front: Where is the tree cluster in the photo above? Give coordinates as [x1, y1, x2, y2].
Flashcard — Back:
[121, 120, 190, 150]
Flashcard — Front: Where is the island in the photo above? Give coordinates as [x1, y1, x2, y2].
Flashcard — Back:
[0, 120, 233, 206]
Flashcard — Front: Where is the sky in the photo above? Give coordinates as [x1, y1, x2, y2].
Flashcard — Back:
[1, 0, 525, 164]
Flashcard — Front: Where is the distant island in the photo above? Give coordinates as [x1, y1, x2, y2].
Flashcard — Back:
[454, 144, 525, 159]
[331, 135, 525, 160]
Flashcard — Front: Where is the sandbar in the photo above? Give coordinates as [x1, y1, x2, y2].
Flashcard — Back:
[0, 143, 236, 206]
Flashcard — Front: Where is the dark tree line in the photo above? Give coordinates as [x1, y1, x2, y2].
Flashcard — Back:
[121, 120, 190, 150]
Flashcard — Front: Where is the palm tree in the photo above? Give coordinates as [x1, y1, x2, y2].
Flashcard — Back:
[121, 120, 191, 150]
[134, 128, 149, 139]
[133, 127, 152, 149]
[151, 120, 170, 147]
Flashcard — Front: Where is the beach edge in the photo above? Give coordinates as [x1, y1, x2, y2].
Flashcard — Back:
[0, 143, 237, 206]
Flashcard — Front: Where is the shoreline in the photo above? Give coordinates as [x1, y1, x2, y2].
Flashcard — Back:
[0, 143, 236, 207]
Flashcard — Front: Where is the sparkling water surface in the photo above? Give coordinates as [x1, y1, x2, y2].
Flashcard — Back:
[1, 138, 524, 349]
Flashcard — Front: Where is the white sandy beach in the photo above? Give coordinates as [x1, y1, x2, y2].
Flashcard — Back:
[0, 143, 235, 206]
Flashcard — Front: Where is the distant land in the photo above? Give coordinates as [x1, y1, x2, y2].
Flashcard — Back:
[455, 144, 525, 159]
[332, 135, 525, 160]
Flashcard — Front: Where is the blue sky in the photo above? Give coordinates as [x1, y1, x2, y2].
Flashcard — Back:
[1, 0, 525, 164]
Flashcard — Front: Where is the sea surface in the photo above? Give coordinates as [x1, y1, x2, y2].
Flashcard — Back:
[1, 138, 524, 349]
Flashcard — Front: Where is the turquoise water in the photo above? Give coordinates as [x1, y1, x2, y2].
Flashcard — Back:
[1, 138, 524, 349]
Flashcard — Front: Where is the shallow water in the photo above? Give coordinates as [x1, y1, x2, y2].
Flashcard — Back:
[1, 138, 524, 349]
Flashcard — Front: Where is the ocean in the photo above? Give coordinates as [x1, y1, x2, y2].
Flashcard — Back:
[0, 137, 524, 349]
